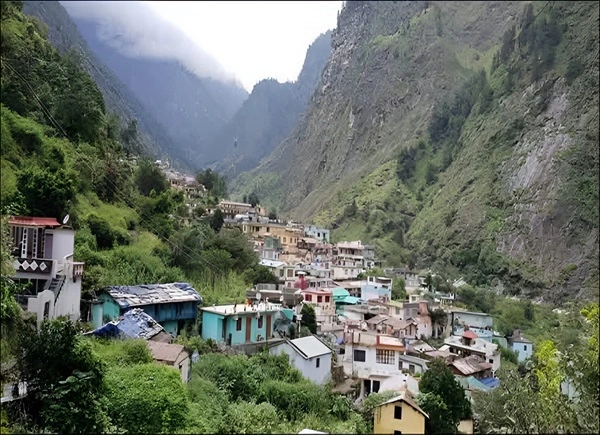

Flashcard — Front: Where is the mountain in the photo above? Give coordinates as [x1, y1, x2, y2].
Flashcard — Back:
[212, 31, 332, 177]
[21, 0, 180, 165]
[61, 2, 248, 170]
[233, 1, 599, 303]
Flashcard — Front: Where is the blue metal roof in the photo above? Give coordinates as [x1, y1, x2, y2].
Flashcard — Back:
[480, 377, 500, 389]
[88, 308, 169, 340]
[105, 282, 202, 308]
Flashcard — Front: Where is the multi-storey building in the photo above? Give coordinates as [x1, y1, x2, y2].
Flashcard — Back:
[8, 216, 84, 326]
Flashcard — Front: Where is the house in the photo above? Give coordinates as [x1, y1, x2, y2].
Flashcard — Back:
[260, 236, 282, 261]
[91, 282, 202, 336]
[201, 302, 287, 345]
[385, 318, 419, 339]
[332, 241, 366, 279]
[300, 288, 336, 325]
[8, 216, 84, 326]
[448, 355, 493, 379]
[218, 200, 253, 218]
[507, 329, 533, 362]
[343, 331, 419, 397]
[259, 259, 287, 281]
[451, 310, 494, 341]
[373, 390, 428, 435]
[443, 330, 501, 373]
[147, 341, 191, 383]
[398, 354, 429, 375]
[269, 336, 332, 385]
[402, 301, 432, 339]
[86, 308, 173, 342]
[361, 276, 392, 302]
[303, 225, 331, 243]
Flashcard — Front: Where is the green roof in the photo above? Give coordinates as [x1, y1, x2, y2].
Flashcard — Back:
[339, 296, 361, 305]
[332, 287, 350, 299]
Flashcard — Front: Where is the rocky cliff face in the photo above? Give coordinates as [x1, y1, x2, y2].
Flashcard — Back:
[235, 1, 599, 302]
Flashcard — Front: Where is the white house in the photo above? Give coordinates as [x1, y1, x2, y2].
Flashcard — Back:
[443, 331, 501, 373]
[361, 276, 392, 302]
[8, 216, 84, 326]
[269, 336, 332, 385]
[303, 225, 331, 243]
[342, 331, 419, 397]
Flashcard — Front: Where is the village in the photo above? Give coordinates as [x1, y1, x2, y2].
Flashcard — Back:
[3, 183, 535, 434]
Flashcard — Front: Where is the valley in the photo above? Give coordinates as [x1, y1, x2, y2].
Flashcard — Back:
[0, 1, 598, 434]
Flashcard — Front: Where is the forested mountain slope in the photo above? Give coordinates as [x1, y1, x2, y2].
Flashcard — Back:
[67, 7, 248, 169]
[234, 1, 599, 302]
[21, 0, 180, 164]
[213, 31, 332, 177]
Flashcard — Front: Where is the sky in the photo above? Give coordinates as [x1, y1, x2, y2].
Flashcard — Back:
[62, 1, 343, 92]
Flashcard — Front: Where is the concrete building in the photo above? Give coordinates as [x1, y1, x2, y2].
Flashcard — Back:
[269, 336, 332, 385]
[443, 330, 501, 373]
[507, 329, 534, 362]
[201, 302, 291, 345]
[8, 216, 84, 326]
[91, 282, 202, 336]
[303, 225, 331, 243]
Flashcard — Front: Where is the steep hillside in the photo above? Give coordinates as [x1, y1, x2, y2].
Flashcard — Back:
[21, 0, 179, 164]
[235, 1, 599, 302]
[66, 5, 248, 169]
[213, 31, 332, 177]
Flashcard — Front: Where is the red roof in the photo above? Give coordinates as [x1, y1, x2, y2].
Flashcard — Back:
[462, 330, 478, 339]
[8, 216, 61, 227]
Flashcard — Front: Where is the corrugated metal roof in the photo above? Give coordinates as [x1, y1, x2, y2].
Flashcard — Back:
[105, 282, 202, 308]
[366, 314, 388, 325]
[87, 308, 171, 341]
[289, 336, 331, 359]
[480, 377, 500, 389]
[147, 341, 187, 364]
[8, 216, 61, 227]
[449, 356, 492, 376]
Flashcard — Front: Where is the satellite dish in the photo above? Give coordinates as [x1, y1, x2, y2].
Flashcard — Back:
[62, 214, 70, 225]
[256, 292, 262, 301]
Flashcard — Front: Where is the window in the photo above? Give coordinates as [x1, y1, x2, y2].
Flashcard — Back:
[258, 316, 263, 328]
[524, 345, 528, 351]
[305, 294, 312, 302]
[376, 349, 395, 365]
[353, 349, 366, 362]
[394, 405, 403, 420]
[409, 364, 415, 373]
[283, 237, 287, 243]
[325, 296, 330, 303]
[316, 358, 320, 368]
[236, 318, 242, 331]
[43, 301, 50, 319]
[317, 296, 322, 303]
[394, 431, 402, 435]
[489, 359, 493, 364]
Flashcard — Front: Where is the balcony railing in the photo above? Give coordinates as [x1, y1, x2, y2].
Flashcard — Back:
[12, 257, 53, 275]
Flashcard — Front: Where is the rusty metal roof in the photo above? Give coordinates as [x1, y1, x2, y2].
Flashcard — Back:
[147, 341, 187, 364]
[8, 216, 61, 227]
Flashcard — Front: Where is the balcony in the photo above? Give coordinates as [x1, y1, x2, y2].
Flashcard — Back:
[12, 257, 54, 275]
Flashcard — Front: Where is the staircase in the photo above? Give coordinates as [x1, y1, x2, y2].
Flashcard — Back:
[46, 275, 66, 302]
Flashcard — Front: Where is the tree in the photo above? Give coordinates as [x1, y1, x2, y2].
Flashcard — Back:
[134, 159, 168, 196]
[208, 208, 224, 233]
[391, 278, 407, 301]
[268, 210, 277, 220]
[17, 167, 76, 218]
[300, 304, 317, 334]
[429, 308, 447, 339]
[17, 319, 110, 433]
[248, 192, 260, 207]
[344, 199, 358, 218]
[246, 265, 279, 286]
[416, 393, 457, 434]
[417, 358, 471, 433]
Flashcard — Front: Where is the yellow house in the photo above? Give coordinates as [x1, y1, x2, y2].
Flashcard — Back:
[373, 390, 428, 435]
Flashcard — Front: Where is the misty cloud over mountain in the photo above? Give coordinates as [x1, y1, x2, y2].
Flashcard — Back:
[60, 1, 240, 86]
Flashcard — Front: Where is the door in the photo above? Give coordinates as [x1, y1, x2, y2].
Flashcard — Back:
[245, 317, 252, 342]
[266, 315, 272, 338]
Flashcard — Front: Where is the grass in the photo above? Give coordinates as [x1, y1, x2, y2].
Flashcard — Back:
[74, 192, 139, 231]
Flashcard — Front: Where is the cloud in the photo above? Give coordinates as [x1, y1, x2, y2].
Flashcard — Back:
[60, 1, 241, 86]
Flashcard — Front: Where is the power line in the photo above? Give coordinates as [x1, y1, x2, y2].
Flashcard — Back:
[1, 57, 228, 278]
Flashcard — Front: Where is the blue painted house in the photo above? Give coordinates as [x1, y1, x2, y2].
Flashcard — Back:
[201, 302, 285, 346]
[507, 329, 533, 362]
[91, 282, 202, 336]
